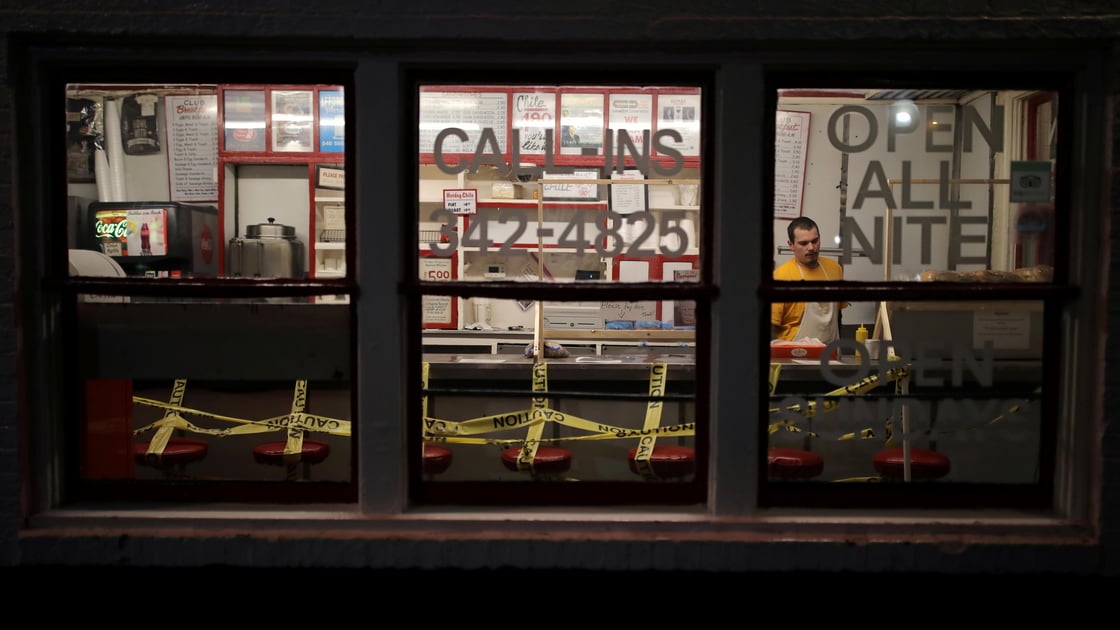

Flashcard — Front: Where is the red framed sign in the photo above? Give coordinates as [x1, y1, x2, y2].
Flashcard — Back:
[418, 85, 701, 170]
[218, 84, 344, 158]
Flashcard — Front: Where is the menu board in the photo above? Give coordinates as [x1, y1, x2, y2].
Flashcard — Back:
[609, 170, 646, 214]
[419, 91, 508, 155]
[775, 110, 811, 219]
[165, 94, 218, 202]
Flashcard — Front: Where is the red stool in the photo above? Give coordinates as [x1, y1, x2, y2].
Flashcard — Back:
[767, 447, 824, 480]
[422, 443, 453, 475]
[501, 445, 572, 475]
[627, 445, 695, 478]
[872, 447, 950, 480]
[134, 437, 208, 476]
[252, 439, 331, 480]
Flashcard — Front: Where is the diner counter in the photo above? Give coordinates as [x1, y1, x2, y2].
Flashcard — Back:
[422, 352, 696, 382]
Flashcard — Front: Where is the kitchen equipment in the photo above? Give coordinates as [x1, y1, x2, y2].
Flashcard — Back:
[227, 217, 305, 278]
[84, 201, 219, 277]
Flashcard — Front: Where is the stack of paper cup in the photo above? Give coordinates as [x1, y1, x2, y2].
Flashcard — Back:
[474, 298, 491, 326]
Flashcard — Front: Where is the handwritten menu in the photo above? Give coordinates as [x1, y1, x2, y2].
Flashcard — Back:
[165, 95, 218, 202]
[542, 170, 600, 200]
[512, 92, 555, 155]
[775, 110, 811, 219]
[419, 91, 508, 155]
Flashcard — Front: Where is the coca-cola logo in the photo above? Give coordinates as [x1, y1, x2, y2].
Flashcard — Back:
[95, 219, 129, 239]
[199, 224, 213, 264]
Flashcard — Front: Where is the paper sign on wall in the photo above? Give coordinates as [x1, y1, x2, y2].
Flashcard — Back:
[1010, 160, 1052, 203]
[443, 188, 478, 215]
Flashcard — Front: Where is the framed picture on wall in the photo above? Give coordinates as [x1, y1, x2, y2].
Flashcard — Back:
[222, 89, 266, 152]
[272, 90, 314, 152]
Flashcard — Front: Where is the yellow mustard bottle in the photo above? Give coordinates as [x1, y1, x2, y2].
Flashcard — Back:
[855, 323, 868, 361]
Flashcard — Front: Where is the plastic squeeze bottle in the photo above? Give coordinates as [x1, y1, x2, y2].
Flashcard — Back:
[855, 323, 868, 360]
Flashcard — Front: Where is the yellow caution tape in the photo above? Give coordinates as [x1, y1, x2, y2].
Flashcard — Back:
[513, 363, 550, 470]
[633, 363, 668, 463]
[280, 380, 308, 478]
[132, 395, 352, 436]
[144, 378, 188, 459]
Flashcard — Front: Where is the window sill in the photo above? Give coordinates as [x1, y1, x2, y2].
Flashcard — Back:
[24, 504, 1094, 543]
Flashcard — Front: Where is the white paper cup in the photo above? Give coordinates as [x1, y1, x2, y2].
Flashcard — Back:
[865, 339, 880, 357]
[474, 298, 491, 325]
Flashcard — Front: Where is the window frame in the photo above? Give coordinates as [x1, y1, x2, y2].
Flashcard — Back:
[405, 70, 717, 507]
[18, 44, 361, 506]
[756, 66, 1100, 515]
[10, 38, 1104, 536]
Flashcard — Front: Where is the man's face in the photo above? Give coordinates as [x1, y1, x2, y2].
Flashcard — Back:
[790, 226, 821, 268]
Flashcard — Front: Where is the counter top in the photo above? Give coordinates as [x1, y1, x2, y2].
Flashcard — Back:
[423, 353, 696, 382]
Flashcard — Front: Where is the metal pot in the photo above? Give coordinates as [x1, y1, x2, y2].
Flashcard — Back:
[228, 218, 305, 278]
[246, 217, 298, 240]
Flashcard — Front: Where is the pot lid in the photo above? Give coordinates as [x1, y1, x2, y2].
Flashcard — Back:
[246, 217, 297, 239]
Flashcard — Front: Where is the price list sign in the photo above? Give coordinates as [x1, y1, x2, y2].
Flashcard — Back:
[420, 256, 455, 327]
[419, 91, 508, 155]
[443, 188, 477, 215]
[774, 110, 811, 220]
[165, 95, 218, 202]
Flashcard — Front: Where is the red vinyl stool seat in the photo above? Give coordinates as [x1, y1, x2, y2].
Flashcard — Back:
[872, 447, 951, 480]
[501, 445, 573, 474]
[134, 437, 209, 467]
[252, 439, 331, 465]
[627, 445, 696, 478]
[253, 439, 331, 480]
[422, 443, 453, 475]
[767, 447, 824, 479]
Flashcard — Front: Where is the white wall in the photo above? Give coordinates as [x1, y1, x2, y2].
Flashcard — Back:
[774, 96, 1007, 280]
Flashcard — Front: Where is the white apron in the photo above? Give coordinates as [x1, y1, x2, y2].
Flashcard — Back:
[796, 263, 838, 343]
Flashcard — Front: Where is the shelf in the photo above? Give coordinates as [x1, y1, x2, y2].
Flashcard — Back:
[542, 329, 695, 341]
[315, 195, 344, 202]
[315, 242, 345, 250]
[315, 269, 346, 278]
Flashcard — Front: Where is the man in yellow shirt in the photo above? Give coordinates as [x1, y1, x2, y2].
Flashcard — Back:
[772, 216, 848, 343]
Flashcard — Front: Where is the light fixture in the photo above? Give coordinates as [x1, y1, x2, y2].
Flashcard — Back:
[889, 99, 920, 131]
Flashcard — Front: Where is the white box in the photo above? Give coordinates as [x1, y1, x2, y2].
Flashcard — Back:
[543, 305, 604, 329]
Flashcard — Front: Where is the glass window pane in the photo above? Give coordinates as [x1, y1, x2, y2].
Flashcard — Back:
[767, 299, 1044, 484]
[773, 89, 1056, 285]
[417, 83, 705, 499]
[422, 296, 697, 483]
[78, 300, 352, 483]
[767, 84, 1062, 508]
[66, 81, 353, 497]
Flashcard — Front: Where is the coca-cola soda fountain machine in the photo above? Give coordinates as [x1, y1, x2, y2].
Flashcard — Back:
[82, 201, 220, 277]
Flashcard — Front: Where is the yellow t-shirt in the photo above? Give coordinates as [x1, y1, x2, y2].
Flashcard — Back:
[771, 257, 847, 341]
